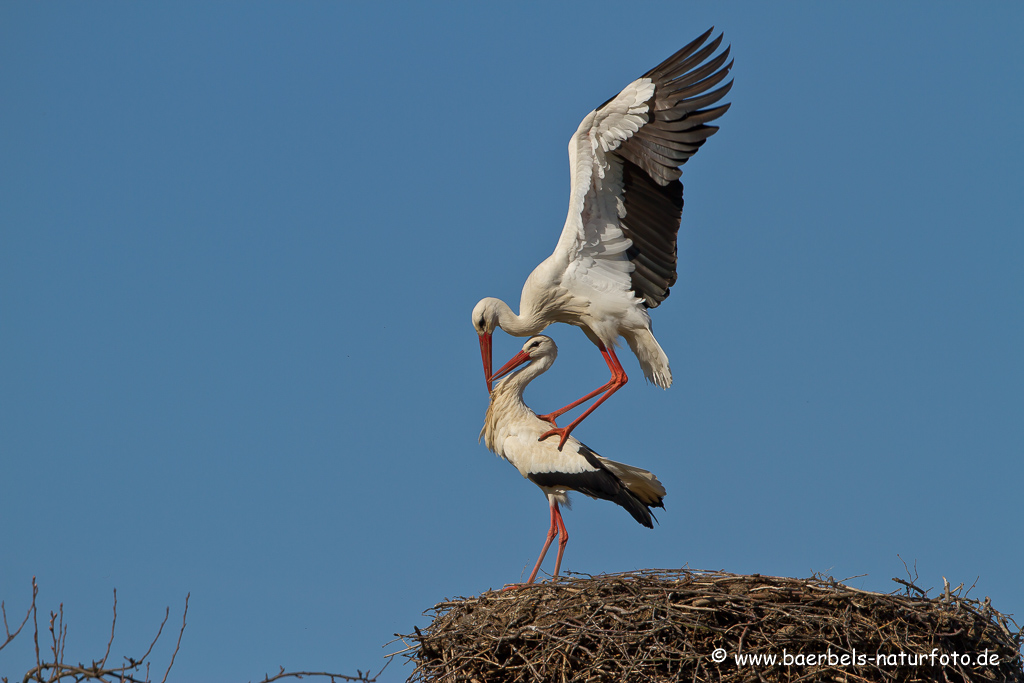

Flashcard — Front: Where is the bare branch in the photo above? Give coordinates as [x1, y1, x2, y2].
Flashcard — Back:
[99, 589, 115, 669]
[135, 606, 170, 665]
[0, 578, 35, 653]
[255, 662, 388, 683]
[159, 593, 188, 683]
[5, 581, 388, 683]
[31, 579, 41, 678]
[18, 584, 179, 683]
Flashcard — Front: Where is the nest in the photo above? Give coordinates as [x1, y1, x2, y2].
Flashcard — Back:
[397, 569, 1022, 683]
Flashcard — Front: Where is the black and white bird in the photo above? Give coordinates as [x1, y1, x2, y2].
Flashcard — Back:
[473, 29, 732, 450]
[481, 335, 666, 585]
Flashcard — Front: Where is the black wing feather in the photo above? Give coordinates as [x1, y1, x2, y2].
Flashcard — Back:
[604, 30, 733, 308]
[527, 443, 659, 528]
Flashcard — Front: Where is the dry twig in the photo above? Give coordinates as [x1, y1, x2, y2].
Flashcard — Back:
[3, 581, 383, 683]
[0, 578, 35, 654]
[397, 568, 1023, 683]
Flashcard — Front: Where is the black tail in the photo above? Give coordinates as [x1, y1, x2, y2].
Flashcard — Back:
[613, 488, 657, 528]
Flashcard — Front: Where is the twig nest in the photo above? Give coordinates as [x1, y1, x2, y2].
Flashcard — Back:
[399, 569, 1022, 682]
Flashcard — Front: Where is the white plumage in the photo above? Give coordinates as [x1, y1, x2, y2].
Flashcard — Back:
[481, 335, 666, 585]
[473, 29, 732, 450]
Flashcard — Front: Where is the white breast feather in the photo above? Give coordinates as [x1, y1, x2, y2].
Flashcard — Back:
[482, 387, 601, 481]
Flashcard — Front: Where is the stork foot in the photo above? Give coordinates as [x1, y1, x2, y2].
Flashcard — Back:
[539, 427, 571, 451]
[500, 583, 530, 592]
[535, 412, 559, 428]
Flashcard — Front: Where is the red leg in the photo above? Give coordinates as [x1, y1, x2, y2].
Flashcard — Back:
[525, 502, 559, 585]
[551, 504, 569, 578]
[535, 381, 608, 426]
[535, 344, 621, 423]
[539, 344, 628, 450]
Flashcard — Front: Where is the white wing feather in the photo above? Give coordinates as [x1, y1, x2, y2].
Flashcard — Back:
[497, 419, 598, 480]
[554, 79, 656, 303]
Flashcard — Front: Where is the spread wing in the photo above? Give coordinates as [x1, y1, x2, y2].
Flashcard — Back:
[554, 29, 732, 308]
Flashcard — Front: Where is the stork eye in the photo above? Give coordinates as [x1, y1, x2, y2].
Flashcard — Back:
[478, 318, 485, 330]
[529, 341, 540, 349]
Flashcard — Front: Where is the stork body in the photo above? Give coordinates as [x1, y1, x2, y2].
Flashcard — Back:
[482, 336, 666, 585]
[473, 28, 732, 449]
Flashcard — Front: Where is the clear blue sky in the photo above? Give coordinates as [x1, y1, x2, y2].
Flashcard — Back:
[2, 3, 1022, 681]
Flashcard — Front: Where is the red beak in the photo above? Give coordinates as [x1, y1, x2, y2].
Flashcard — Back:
[479, 333, 493, 393]
[489, 350, 532, 387]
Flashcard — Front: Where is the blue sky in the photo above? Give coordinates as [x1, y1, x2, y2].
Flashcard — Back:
[2, 3, 1022, 681]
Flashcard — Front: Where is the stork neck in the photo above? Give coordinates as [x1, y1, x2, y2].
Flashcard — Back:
[494, 299, 545, 337]
[495, 353, 555, 402]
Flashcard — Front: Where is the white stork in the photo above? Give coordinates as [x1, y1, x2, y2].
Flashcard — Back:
[473, 29, 732, 450]
[481, 335, 666, 585]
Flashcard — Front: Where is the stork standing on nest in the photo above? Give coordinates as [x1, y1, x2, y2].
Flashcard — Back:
[481, 335, 666, 585]
[472, 28, 732, 450]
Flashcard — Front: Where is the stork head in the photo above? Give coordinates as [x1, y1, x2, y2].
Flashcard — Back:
[472, 298, 502, 392]
[490, 335, 558, 385]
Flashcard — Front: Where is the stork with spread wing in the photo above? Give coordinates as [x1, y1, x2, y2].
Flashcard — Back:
[473, 29, 732, 449]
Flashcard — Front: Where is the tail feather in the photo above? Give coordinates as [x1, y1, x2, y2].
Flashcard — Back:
[598, 456, 667, 508]
[613, 488, 657, 528]
[599, 454, 667, 528]
[624, 327, 671, 389]
[571, 443, 667, 528]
